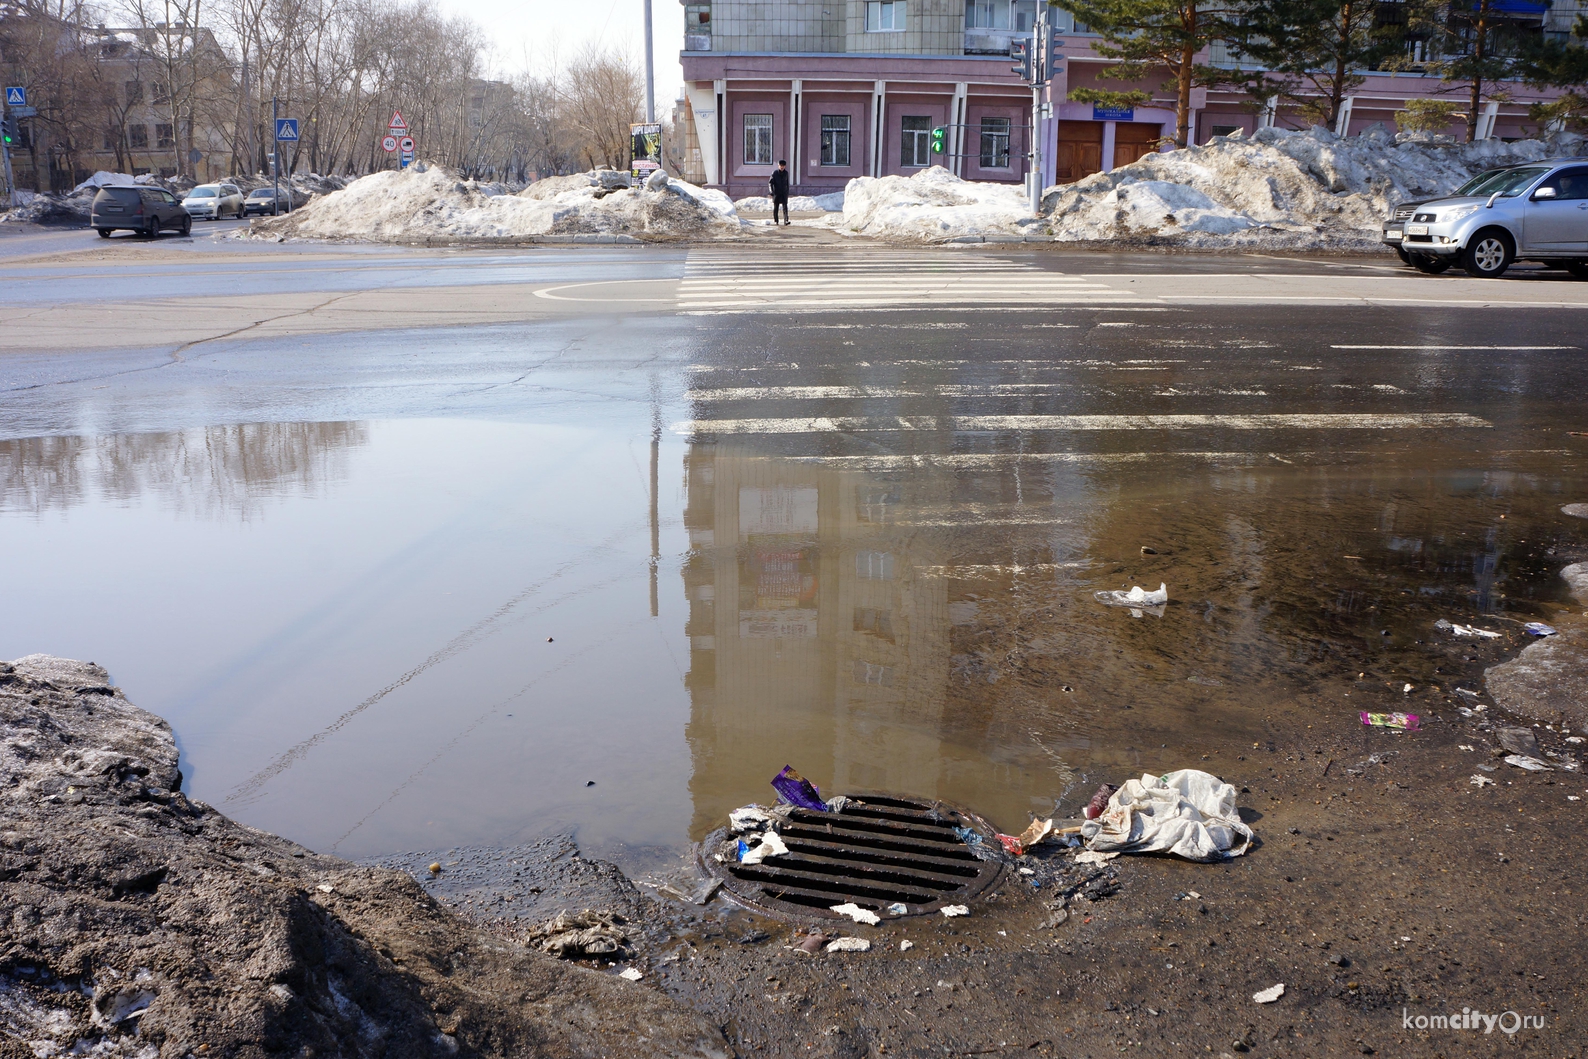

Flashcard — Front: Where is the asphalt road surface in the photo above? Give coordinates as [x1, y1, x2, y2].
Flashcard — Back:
[3, 233, 1586, 1055]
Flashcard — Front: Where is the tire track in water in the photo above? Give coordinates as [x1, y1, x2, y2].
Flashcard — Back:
[224, 527, 638, 806]
[327, 619, 649, 850]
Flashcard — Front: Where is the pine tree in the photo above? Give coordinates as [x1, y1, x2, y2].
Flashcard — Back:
[1050, 0, 1239, 147]
[1514, 15, 1588, 134]
[1228, 0, 1403, 130]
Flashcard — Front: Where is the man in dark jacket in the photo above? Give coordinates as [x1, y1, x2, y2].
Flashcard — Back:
[769, 160, 791, 226]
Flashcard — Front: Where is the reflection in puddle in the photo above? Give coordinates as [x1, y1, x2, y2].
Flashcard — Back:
[0, 418, 1581, 871]
[0, 423, 367, 518]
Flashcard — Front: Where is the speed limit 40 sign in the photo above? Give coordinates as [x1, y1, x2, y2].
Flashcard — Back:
[381, 134, 398, 153]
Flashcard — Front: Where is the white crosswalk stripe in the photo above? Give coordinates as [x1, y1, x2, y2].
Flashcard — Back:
[679, 249, 1130, 311]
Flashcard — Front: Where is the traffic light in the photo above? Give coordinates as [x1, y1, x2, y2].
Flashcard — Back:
[930, 126, 946, 154]
[1, 118, 14, 146]
[1010, 38, 1032, 80]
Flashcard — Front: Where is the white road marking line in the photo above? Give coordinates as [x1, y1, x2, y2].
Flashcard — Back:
[688, 381, 1204, 400]
[1330, 344, 1579, 350]
[772, 451, 1356, 468]
[672, 413, 1490, 435]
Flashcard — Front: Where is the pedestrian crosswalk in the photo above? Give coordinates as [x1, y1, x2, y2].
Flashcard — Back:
[677, 250, 1131, 313]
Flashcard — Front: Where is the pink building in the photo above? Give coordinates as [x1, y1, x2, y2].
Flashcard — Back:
[676, 0, 1581, 198]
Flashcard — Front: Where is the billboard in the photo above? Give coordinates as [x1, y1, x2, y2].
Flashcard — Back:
[631, 122, 662, 180]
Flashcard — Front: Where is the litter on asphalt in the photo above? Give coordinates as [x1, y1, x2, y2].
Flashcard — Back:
[1361, 711, 1420, 731]
[1084, 784, 1119, 820]
[1524, 622, 1558, 637]
[1434, 619, 1501, 639]
[940, 905, 970, 918]
[618, 967, 644, 981]
[826, 937, 871, 953]
[1253, 983, 1285, 1004]
[1504, 754, 1553, 771]
[1079, 769, 1253, 861]
[1095, 583, 1169, 609]
[831, 902, 881, 925]
[740, 830, 790, 865]
[771, 765, 828, 811]
[729, 805, 772, 833]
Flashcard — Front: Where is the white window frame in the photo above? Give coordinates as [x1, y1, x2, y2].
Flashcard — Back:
[900, 116, 931, 169]
[855, 550, 895, 579]
[964, 0, 1008, 28]
[1012, 0, 1037, 31]
[743, 113, 773, 165]
[820, 114, 852, 167]
[979, 116, 1011, 169]
[866, 0, 906, 32]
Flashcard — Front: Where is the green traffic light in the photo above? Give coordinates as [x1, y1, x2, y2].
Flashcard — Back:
[931, 127, 945, 153]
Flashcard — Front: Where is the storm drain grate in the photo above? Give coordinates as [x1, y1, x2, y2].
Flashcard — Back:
[698, 794, 1005, 921]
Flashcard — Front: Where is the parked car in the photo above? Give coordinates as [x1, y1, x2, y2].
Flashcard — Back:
[242, 187, 295, 215]
[1382, 167, 1508, 263]
[182, 183, 245, 220]
[90, 185, 191, 238]
[1386, 158, 1588, 278]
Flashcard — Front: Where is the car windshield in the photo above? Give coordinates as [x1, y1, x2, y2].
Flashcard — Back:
[248, 190, 274, 198]
[1452, 169, 1504, 196]
[1463, 167, 1549, 198]
[188, 188, 216, 197]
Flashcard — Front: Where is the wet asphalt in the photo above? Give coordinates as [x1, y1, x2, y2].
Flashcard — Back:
[1, 234, 1586, 1054]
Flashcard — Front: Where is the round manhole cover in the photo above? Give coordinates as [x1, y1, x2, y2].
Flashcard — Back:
[698, 793, 1005, 921]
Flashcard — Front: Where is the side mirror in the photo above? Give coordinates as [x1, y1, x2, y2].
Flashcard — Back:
[1533, 186, 1558, 199]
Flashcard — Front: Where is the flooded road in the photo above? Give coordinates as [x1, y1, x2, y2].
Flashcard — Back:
[1, 246, 1585, 875]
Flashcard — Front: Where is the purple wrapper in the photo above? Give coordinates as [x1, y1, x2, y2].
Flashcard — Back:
[771, 765, 828, 812]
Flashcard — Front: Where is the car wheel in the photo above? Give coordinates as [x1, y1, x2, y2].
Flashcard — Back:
[180, 214, 192, 236]
[1410, 253, 1453, 275]
[96, 228, 112, 239]
[1395, 247, 1411, 265]
[1566, 261, 1588, 280]
[1462, 230, 1513, 278]
[145, 218, 159, 239]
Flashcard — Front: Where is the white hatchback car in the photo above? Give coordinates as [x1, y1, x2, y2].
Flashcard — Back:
[182, 183, 245, 220]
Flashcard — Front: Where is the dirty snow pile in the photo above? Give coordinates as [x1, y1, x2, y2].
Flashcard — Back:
[839, 166, 1034, 240]
[1042, 125, 1587, 249]
[245, 163, 737, 242]
[734, 191, 845, 212]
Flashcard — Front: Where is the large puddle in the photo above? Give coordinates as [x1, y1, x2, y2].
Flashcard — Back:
[4, 408, 1583, 870]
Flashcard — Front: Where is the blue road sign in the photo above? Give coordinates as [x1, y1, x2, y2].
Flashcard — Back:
[5, 87, 25, 106]
[275, 118, 299, 141]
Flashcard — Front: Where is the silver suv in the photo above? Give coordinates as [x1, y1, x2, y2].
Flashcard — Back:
[1391, 158, 1588, 279]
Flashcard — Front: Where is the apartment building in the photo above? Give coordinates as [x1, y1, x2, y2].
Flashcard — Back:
[677, 0, 1581, 197]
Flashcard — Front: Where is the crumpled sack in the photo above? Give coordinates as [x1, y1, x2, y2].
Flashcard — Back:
[525, 909, 628, 958]
[1079, 769, 1252, 862]
[1095, 583, 1168, 608]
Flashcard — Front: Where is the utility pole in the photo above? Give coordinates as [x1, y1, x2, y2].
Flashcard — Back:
[0, 102, 14, 208]
[271, 95, 280, 216]
[643, 0, 656, 123]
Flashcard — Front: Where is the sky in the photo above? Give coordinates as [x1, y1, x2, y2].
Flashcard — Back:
[440, 0, 688, 118]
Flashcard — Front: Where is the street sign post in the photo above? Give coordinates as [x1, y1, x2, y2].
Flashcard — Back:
[275, 118, 299, 141]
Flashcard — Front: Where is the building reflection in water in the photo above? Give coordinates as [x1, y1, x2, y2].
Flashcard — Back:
[681, 441, 961, 838]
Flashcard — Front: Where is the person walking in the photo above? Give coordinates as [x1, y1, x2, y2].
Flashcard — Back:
[769, 160, 791, 226]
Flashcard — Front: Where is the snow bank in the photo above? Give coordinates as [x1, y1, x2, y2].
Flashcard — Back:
[1042, 126, 1586, 249]
[244, 164, 737, 243]
[734, 191, 845, 212]
[72, 171, 140, 193]
[839, 167, 1031, 241]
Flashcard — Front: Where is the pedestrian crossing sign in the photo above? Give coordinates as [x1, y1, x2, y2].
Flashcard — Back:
[5, 87, 24, 106]
[275, 118, 299, 141]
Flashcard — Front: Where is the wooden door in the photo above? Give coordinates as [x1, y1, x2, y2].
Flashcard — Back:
[1112, 122, 1162, 170]
[1053, 121, 1103, 183]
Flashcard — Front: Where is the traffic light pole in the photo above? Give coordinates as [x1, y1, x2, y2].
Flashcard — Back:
[0, 101, 14, 207]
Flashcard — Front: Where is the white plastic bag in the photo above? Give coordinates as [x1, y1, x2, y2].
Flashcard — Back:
[1079, 769, 1252, 861]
